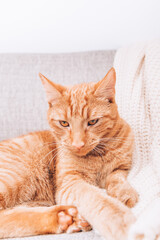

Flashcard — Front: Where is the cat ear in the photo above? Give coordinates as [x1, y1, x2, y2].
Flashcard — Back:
[94, 68, 116, 102]
[39, 73, 66, 105]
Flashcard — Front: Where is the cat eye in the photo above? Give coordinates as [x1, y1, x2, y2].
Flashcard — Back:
[88, 119, 99, 126]
[59, 121, 70, 127]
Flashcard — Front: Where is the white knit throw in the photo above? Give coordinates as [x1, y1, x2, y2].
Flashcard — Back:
[114, 41, 160, 238]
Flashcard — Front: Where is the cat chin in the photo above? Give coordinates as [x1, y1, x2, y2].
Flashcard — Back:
[72, 151, 88, 157]
[71, 148, 91, 157]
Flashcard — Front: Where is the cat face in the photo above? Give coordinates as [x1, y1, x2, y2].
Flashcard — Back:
[40, 68, 118, 156]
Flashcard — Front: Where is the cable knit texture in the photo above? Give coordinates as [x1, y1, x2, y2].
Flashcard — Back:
[114, 41, 160, 218]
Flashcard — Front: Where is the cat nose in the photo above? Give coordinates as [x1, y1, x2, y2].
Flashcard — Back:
[72, 141, 85, 150]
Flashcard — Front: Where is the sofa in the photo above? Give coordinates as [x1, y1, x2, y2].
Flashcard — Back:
[0, 50, 115, 240]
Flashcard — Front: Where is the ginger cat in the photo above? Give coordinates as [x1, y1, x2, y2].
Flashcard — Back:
[0, 68, 138, 239]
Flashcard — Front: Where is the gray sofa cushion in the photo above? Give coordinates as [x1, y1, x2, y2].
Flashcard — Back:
[0, 50, 115, 240]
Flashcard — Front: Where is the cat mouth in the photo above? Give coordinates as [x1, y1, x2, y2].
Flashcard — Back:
[70, 142, 103, 157]
[72, 149, 88, 156]
[71, 146, 92, 157]
[72, 145, 99, 157]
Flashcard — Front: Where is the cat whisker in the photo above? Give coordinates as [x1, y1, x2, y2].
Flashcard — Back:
[48, 148, 64, 167]
[38, 145, 63, 163]
[93, 146, 104, 157]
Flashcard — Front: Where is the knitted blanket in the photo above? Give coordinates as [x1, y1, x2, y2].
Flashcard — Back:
[114, 41, 160, 239]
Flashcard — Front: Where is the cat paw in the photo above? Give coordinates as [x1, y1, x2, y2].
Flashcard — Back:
[118, 184, 139, 208]
[57, 206, 91, 234]
[96, 202, 136, 240]
[108, 183, 139, 208]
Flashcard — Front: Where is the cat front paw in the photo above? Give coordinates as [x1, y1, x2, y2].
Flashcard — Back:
[56, 206, 91, 234]
[118, 183, 139, 208]
[107, 183, 139, 208]
[96, 200, 136, 240]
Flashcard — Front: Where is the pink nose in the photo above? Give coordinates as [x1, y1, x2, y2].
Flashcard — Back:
[72, 141, 84, 150]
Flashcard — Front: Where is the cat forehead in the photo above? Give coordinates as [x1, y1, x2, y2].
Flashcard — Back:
[66, 83, 95, 117]
[67, 82, 95, 96]
[50, 82, 108, 119]
[51, 98, 108, 120]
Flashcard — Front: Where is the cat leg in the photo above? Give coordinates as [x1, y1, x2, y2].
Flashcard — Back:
[56, 176, 136, 240]
[23, 201, 91, 233]
[0, 204, 89, 238]
[105, 169, 139, 207]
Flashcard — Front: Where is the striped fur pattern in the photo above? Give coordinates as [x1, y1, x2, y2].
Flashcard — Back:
[0, 68, 138, 239]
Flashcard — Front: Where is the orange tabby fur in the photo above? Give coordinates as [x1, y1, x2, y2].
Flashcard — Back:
[0, 68, 138, 239]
